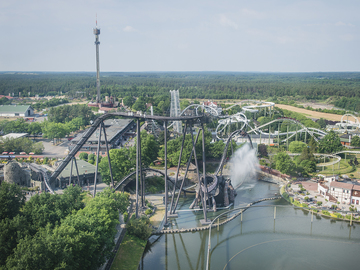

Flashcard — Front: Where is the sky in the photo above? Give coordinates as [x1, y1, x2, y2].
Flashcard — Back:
[1, 0, 359, 72]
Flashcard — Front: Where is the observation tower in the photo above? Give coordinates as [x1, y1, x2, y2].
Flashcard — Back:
[93, 19, 101, 104]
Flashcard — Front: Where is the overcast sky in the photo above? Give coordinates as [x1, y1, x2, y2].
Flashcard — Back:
[1, 0, 359, 72]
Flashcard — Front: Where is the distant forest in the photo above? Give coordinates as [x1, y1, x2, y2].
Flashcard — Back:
[0, 72, 359, 111]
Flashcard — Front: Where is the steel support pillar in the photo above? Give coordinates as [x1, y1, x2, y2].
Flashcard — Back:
[136, 118, 140, 218]
[201, 124, 209, 224]
[102, 122, 114, 188]
[93, 123, 102, 197]
[173, 125, 200, 212]
[73, 157, 81, 186]
[189, 122, 208, 224]
[169, 121, 187, 216]
[164, 121, 169, 226]
[69, 157, 74, 186]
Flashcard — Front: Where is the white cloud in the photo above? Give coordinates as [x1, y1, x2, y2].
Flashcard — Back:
[219, 14, 238, 29]
[335, 21, 354, 27]
[123, 26, 136, 32]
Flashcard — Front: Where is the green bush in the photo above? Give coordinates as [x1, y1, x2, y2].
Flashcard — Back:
[304, 196, 309, 201]
[322, 210, 330, 216]
[301, 203, 308, 208]
[145, 209, 152, 215]
[317, 201, 322, 206]
[127, 216, 152, 240]
[79, 152, 88, 161]
[123, 212, 129, 222]
[334, 213, 343, 219]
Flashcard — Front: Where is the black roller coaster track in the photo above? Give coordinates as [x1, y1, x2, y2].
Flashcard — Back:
[215, 130, 253, 177]
[114, 167, 195, 193]
[47, 112, 203, 194]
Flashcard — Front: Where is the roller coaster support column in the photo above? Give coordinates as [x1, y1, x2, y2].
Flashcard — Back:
[102, 121, 114, 188]
[164, 121, 169, 227]
[278, 123, 280, 148]
[173, 126, 200, 213]
[169, 121, 187, 216]
[93, 122, 102, 198]
[201, 123, 210, 225]
[287, 125, 289, 151]
[73, 157, 81, 186]
[69, 157, 74, 185]
[136, 119, 140, 218]
[139, 124, 144, 208]
[189, 122, 208, 225]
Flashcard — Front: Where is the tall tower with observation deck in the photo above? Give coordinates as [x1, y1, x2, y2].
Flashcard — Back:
[93, 19, 101, 104]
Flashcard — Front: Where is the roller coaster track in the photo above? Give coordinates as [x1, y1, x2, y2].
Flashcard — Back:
[114, 167, 195, 193]
[215, 130, 253, 176]
[246, 118, 322, 143]
[167, 104, 219, 129]
[222, 100, 275, 112]
[46, 112, 203, 194]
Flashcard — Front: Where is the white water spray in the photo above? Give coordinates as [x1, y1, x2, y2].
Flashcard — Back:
[229, 143, 259, 188]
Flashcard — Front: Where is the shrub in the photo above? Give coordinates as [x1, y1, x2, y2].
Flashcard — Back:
[304, 196, 309, 201]
[127, 216, 152, 240]
[317, 201, 322, 206]
[334, 213, 343, 219]
[146, 202, 154, 209]
[123, 212, 129, 222]
[145, 209, 152, 215]
[301, 203, 308, 208]
[322, 210, 330, 216]
[79, 152, 88, 161]
[331, 205, 337, 209]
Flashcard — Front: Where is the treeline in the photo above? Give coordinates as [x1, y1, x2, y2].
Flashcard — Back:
[1, 72, 360, 109]
[0, 183, 129, 270]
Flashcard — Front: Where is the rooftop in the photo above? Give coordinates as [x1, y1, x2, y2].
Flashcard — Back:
[1, 133, 28, 140]
[0, 105, 32, 114]
[57, 159, 96, 178]
[330, 181, 354, 190]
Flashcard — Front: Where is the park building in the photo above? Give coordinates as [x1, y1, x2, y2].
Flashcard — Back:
[69, 118, 136, 154]
[317, 176, 360, 206]
[0, 105, 34, 118]
[55, 159, 100, 188]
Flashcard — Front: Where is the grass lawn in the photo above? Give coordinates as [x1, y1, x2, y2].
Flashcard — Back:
[318, 159, 359, 177]
[110, 234, 147, 270]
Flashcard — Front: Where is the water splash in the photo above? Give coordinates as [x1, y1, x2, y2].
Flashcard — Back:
[229, 143, 259, 188]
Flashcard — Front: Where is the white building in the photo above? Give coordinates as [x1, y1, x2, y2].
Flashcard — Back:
[351, 185, 360, 206]
[329, 182, 353, 204]
[0, 105, 34, 117]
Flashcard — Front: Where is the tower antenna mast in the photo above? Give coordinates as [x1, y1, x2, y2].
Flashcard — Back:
[93, 15, 101, 104]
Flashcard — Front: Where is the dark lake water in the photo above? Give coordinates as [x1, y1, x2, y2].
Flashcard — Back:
[139, 180, 360, 270]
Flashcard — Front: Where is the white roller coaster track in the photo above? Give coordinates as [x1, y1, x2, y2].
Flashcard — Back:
[223, 100, 275, 112]
[167, 104, 219, 129]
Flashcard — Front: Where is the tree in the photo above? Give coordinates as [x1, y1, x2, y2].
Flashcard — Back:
[123, 96, 135, 107]
[132, 96, 146, 112]
[28, 122, 42, 137]
[351, 135, 360, 147]
[274, 151, 295, 175]
[0, 182, 25, 221]
[317, 118, 327, 129]
[79, 152, 88, 161]
[318, 131, 343, 154]
[32, 142, 44, 154]
[289, 141, 307, 153]
[42, 121, 70, 143]
[99, 147, 136, 185]
[308, 136, 318, 153]
[140, 131, 159, 167]
[257, 144, 268, 157]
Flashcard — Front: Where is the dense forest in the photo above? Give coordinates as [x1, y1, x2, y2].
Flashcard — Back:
[0, 72, 359, 111]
